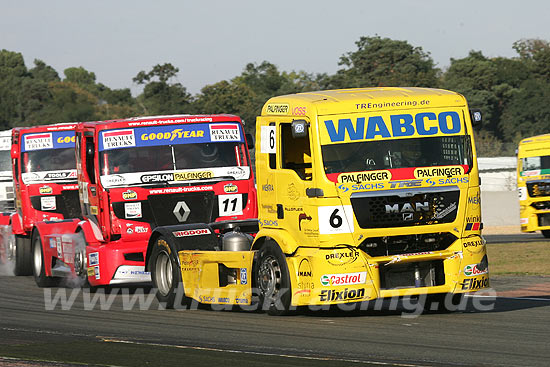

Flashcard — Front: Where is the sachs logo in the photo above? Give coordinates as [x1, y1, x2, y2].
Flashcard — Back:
[122, 190, 137, 200]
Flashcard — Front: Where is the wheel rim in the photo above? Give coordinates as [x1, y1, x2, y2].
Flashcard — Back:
[258, 255, 282, 300]
[33, 238, 42, 277]
[155, 250, 173, 297]
[7, 236, 15, 261]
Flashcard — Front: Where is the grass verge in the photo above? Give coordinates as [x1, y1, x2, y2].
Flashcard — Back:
[487, 242, 550, 275]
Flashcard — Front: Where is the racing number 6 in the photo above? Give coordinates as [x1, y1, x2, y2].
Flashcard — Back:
[269, 129, 275, 150]
[329, 208, 343, 228]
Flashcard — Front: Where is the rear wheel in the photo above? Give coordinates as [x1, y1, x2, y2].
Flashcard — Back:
[150, 236, 189, 309]
[14, 235, 32, 276]
[255, 241, 292, 316]
[32, 231, 59, 287]
[541, 230, 550, 238]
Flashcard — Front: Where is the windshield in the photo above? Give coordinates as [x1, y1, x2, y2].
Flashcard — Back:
[22, 148, 77, 173]
[100, 142, 247, 175]
[322, 136, 471, 174]
[0, 150, 10, 172]
[521, 155, 550, 175]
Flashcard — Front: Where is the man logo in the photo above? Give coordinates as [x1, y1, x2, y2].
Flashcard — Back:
[403, 213, 413, 221]
[173, 201, 191, 222]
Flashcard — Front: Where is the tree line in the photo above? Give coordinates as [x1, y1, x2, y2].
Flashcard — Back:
[2, 36, 550, 156]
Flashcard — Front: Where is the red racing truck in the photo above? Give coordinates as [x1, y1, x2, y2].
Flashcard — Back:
[5, 124, 80, 275]
[32, 115, 257, 287]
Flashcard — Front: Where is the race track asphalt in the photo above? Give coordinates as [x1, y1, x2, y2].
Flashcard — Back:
[0, 272, 549, 367]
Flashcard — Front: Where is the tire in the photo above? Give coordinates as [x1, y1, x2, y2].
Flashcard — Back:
[32, 231, 59, 287]
[14, 235, 32, 276]
[149, 236, 189, 309]
[255, 241, 292, 316]
[423, 293, 464, 313]
[541, 230, 550, 238]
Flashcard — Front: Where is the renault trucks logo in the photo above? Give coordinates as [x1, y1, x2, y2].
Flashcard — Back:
[24, 133, 53, 151]
[173, 201, 191, 222]
[102, 129, 136, 149]
[209, 124, 240, 141]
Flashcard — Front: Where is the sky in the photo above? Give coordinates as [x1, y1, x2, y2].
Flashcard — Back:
[2, 0, 550, 95]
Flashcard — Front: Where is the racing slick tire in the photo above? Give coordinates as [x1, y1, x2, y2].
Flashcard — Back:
[255, 241, 292, 316]
[32, 231, 60, 287]
[150, 235, 191, 309]
[14, 235, 32, 276]
[541, 230, 550, 238]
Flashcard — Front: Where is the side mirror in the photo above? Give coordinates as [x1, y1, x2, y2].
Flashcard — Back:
[470, 109, 482, 128]
[245, 133, 254, 150]
[291, 120, 309, 139]
[11, 145, 19, 159]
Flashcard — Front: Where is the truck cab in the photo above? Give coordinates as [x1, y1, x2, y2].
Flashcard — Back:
[8, 124, 80, 275]
[33, 114, 257, 287]
[148, 88, 488, 314]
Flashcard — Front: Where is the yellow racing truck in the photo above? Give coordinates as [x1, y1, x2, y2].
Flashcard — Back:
[517, 134, 550, 237]
[146, 87, 488, 314]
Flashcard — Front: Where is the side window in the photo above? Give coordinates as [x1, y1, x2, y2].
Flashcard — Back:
[281, 123, 312, 181]
[85, 139, 96, 184]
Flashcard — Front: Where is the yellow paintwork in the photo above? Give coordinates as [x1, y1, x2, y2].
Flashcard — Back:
[517, 134, 550, 233]
[178, 88, 488, 307]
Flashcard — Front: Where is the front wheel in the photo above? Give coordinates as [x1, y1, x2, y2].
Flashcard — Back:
[14, 235, 32, 276]
[541, 230, 550, 238]
[149, 236, 189, 309]
[255, 241, 292, 316]
[32, 231, 59, 287]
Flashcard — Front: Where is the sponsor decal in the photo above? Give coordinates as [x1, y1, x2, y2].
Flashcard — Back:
[520, 218, 529, 225]
[518, 187, 527, 201]
[414, 166, 464, 179]
[217, 297, 230, 303]
[389, 179, 423, 189]
[464, 263, 488, 276]
[261, 204, 277, 214]
[320, 272, 367, 286]
[87, 267, 95, 277]
[324, 111, 462, 143]
[235, 297, 248, 304]
[434, 202, 457, 219]
[294, 289, 311, 297]
[180, 253, 200, 271]
[298, 213, 312, 230]
[199, 295, 216, 303]
[320, 288, 366, 302]
[41, 196, 56, 211]
[141, 173, 174, 183]
[262, 183, 274, 192]
[102, 129, 136, 149]
[209, 123, 241, 142]
[318, 206, 354, 234]
[56, 240, 62, 258]
[464, 239, 483, 248]
[94, 266, 100, 280]
[325, 248, 360, 266]
[89, 252, 99, 266]
[297, 258, 312, 277]
[90, 206, 98, 215]
[103, 175, 126, 186]
[296, 258, 314, 293]
[39, 186, 53, 194]
[355, 100, 430, 110]
[259, 219, 278, 227]
[135, 226, 148, 233]
[346, 182, 385, 191]
[468, 192, 481, 205]
[465, 222, 481, 231]
[460, 276, 489, 290]
[224, 184, 238, 193]
[122, 190, 137, 200]
[227, 166, 247, 179]
[44, 171, 77, 180]
[0, 136, 11, 150]
[293, 106, 307, 116]
[149, 185, 213, 195]
[218, 194, 243, 216]
[266, 103, 290, 115]
[172, 228, 211, 237]
[124, 202, 142, 219]
[287, 183, 300, 201]
[126, 227, 133, 234]
[338, 170, 392, 184]
[174, 171, 213, 181]
[385, 201, 429, 214]
[240, 268, 248, 285]
[24, 133, 53, 151]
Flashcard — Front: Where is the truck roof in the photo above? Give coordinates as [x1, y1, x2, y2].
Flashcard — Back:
[13, 122, 78, 135]
[518, 134, 550, 157]
[79, 114, 243, 131]
[261, 87, 467, 116]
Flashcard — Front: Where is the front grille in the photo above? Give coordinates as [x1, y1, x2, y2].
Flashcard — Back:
[30, 190, 81, 219]
[351, 186, 460, 228]
[360, 232, 457, 257]
[527, 180, 550, 197]
[379, 260, 445, 289]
